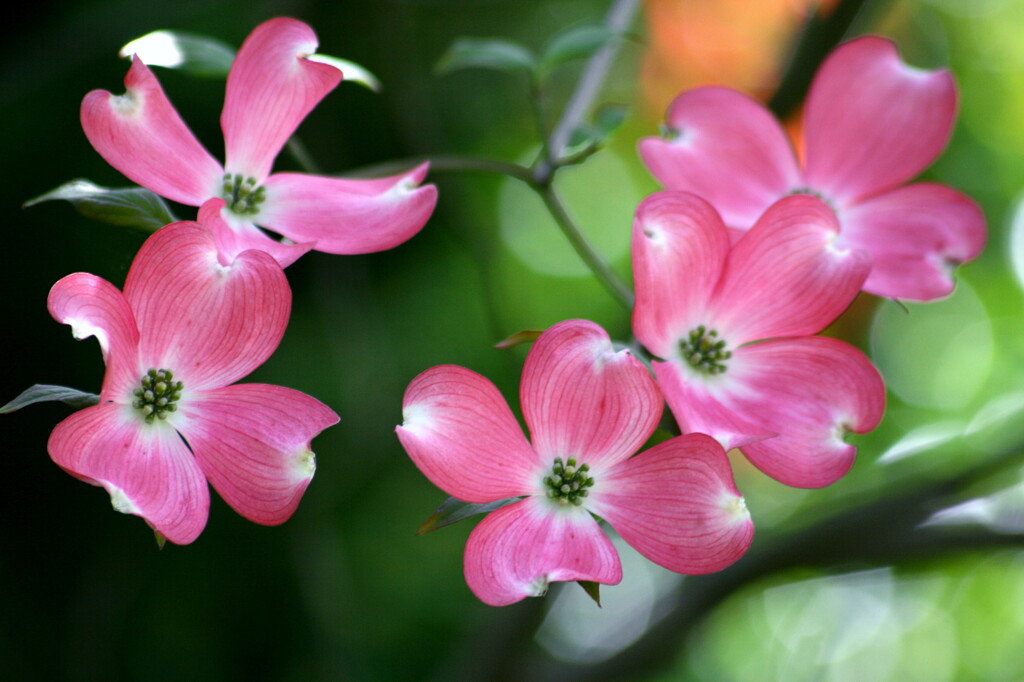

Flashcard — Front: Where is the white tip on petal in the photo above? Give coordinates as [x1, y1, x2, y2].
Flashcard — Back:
[527, 575, 550, 598]
[293, 448, 317, 481]
[120, 31, 185, 68]
[106, 483, 140, 515]
[721, 492, 750, 523]
[400, 402, 434, 434]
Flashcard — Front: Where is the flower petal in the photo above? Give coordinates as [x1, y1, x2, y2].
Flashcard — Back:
[590, 433, 753, 574]
[803, 36, 957, 205]
[463, 497, 621, 606]
[198, 199, 314, 268]
[631, 191, 730, 358]
[730, 337, 886, 488]
[221, 18, 343, 180]
[48, 404, 209, 544]
[48, 272, 139, 401]
[259, 164, 437, 254]
[123, 222, 290, 390]
[712, 194, 870, 343]
[841, 183, 987, 301]
[81, 58, 223, 206]
[652, 358, 775, 451]
[521, 320, 662, 470]
[397, 365, 540, 503]
[176, 384, 338, 526]
[639, 86, 800, 229]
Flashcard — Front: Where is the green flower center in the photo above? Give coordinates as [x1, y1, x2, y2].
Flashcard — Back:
[788, 186, 835, 211]
[680, 325, 731, 374]
[543, 457, 594, 507]
[222, 173, 266, 216]
[132, 368, 183, 423]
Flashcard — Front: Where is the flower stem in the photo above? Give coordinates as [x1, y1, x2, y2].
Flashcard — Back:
[535, 0, 640, 183]
[536, 184, 634, 309]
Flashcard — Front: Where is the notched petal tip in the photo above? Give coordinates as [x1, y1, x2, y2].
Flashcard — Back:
[720, 491, 750, 523]
[399, 401, 434, 434]
[292, 448, 317, 481]
[106, 482, 141, 515]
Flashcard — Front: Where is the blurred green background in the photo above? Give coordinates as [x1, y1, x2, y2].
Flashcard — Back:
[3, 0, 1024, 679]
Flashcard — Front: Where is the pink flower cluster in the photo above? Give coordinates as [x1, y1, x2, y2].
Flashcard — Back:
[46, 18, 438, 543]
[397, 37, 985, 605]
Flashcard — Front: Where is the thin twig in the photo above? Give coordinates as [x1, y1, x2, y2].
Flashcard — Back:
[535, 0, 640, 184]
[537, 184, 634, 309]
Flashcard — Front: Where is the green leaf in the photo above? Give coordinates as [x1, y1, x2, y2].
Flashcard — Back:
[494, 329, 543, 349]
[154, 530, 167, 550]
[435, 38, 536, 76]
[0, 384, 100, 414]
[119, 30, 235, 78]
[577, 580, 602, 606]
[306, 55, 381, 92]
[558, 105, 629, 162]
[25, 179, 177, 232]
[416, 496, 520, 535]
[594, 103, 628, 137]
[539, 25, 616, 75]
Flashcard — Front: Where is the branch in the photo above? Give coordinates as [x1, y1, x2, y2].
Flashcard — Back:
[767, 0, 876, 119]
[535, 0, 640, 184]
[527, 444, 1024, 681]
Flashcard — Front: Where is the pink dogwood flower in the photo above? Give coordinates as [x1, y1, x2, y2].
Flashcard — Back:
[82, 17, 437, 268]
[396, 319, 753, 606]
[47, 218, 339, 544]
[639, 35, 985, 301]
[632, 191, 886, 489]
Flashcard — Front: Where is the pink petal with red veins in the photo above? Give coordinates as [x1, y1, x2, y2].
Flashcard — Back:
[521, 320, 662, 471]
[123, 222, 290, 390]
[652, 359, 775, 451]
[841, 183, 987, 301]
[712, 195, 870, 344]
[259, 164, 437, 254]
[221, 18, 343, 180]
[590, 433, 753, 574]
[463, 497, 621, 606]
[176, 384, 338, 526]
[731, 337, 886, 488]
[81, 58, 223, 206]
[48, 273, 140, 401]
[631, 191, 731, 358]
[803, 36, 956, 205]
[197, 199, 314, 268]
[48, 404, 209, 544]
[638, 87, 800, 230]
[397, 365, 540, 503]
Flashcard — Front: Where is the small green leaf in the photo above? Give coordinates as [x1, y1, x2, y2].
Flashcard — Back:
[25, 179, 177, 232]
[119, 30, 235, 78]
[307, 54, 381, 92]
[416, 496, 520, 535]
[494, 330, 543, 350]
[154, 530, 167, 550]
[594, 103, 628, 136]
[1, 384, 100, 414]
[539, 25, 616, 75]
[577, 580, 602, 606]
[435, 38, 536, 76]
[564, 124, 601, 157]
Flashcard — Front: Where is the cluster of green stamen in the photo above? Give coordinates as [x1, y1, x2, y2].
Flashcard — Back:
[681, 325, 731, 375]
[132, 368, 183, 423]
[543, 457, 595, 507]
[221, 173, 267, 215]
[788, 186, 835, 210]
[659, 123, 681, 141]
